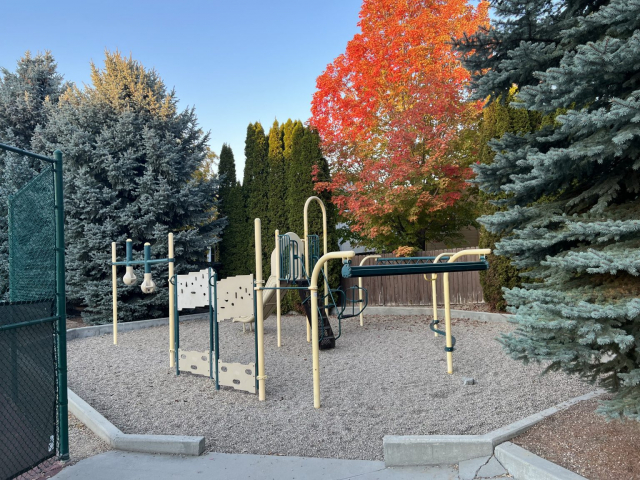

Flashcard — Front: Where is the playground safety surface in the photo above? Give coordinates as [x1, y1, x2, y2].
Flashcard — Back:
[67, 314, 592, 461]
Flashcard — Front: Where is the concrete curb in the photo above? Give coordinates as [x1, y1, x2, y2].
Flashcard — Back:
[383, 389, 604, 466]
[67, 313, 208, 340]
[487, 390, 604, 447]
[68, 389, 205, 456]
[495, 442, 587, 480]
[383, 435, 492, 467]
[364, 306, 511, 323]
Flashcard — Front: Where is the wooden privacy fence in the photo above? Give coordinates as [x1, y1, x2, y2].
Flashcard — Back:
[340, 247, 485, 306]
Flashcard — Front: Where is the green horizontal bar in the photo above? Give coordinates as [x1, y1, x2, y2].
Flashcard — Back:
[0, 316, 59, 332]
[342, 261, 488, 278]
[375, 256, 450, 264]
[261, 286, 309, 291]
[0, 142, 56, 163]
[112, 258, 174, 266]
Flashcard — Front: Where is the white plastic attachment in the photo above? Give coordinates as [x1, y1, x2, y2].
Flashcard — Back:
[140, 272, 156, 294]
[123, 266, 137, 285]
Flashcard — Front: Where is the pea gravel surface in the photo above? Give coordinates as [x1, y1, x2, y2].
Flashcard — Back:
[68, 314, 593, 461]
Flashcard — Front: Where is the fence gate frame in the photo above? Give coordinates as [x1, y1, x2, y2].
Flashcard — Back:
[0, 143, 68, 477]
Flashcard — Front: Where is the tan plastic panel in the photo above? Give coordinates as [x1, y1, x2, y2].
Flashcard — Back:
[216, 274, 254, 321]
[176, 270, 209, 310]
[177, 349, 213, 378]
[177, 271, 255, 318]
[218, 361, 256, 394]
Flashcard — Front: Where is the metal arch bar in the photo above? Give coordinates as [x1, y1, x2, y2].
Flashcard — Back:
[358, 254, 380, 326]
[342, 261, 488, 278]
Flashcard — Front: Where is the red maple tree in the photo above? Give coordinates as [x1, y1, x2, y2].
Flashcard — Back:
[310, 0, 488, 249]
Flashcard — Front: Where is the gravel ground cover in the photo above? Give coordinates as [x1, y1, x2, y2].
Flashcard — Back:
[68, 314, 593, 461]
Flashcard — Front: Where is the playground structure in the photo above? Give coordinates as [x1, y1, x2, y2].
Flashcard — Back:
[174, 268, 257, 393]
[111, 235, 177, 366]
[109, 195, 490, 409]
[341, 249, 491, 377]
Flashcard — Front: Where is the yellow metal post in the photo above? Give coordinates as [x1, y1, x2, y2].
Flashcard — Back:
[310, 250, 355, 408]
[428, 252, 454, 337]
[168, 233, 175, 368]
[358, 255, 380, 326]
[431, 274, 437, 337]
[112, 242, 118, 345]
[275, 229, 281, 347]
[304, 196, 328, 339]
[302, 238, 310, 343]
[443, 248, 491, 374]
[255, 219, 266, 401]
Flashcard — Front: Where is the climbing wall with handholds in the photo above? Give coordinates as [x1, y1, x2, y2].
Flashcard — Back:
[216, 274, 254, 321]
[177, 271, 254, 317]
[176, 269, 209, 310]
[178, 349, 212, 376]
[176, 349, 256, 394]
[218, 361, 256, 394]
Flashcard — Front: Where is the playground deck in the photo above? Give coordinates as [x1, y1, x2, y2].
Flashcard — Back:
[67, 314, 592, 461]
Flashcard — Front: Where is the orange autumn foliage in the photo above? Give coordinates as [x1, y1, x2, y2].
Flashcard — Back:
[310, 0, 489, 248]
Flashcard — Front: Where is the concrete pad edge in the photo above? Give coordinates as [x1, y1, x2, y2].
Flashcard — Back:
[383, 435, 493, 466]
[365, 306, 511, 323]
[495, 442, 587, 480]
[68, 388, 205, 456]
[382, 390, 603, 467]
[486, 389, 605, 446]
[67, 313, 207, 340]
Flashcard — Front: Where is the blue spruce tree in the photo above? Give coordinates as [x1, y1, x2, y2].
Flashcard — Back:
[0, 51, 66, 299]
[33, 51, 224, 323]
[459, 0, 640, 419]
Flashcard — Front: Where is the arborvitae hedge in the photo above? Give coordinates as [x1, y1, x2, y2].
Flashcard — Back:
[218, 144, 246, 278]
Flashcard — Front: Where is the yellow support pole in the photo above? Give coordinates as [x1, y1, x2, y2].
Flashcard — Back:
[275, 229, 282, 348]
[255, 219, 266, 401]
[358, 255, 380, 326]
[443, 248, 491, 374]
[112, 242, 118, 345]
[304, 196, 328, 341]
[310, 250, 355, 408]
[302, 238, 310, 343]
[427, 252, 454, 337]
[168, 233, 175, 368]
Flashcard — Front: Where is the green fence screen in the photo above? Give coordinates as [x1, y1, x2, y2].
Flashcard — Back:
[0, 145, 67, 480]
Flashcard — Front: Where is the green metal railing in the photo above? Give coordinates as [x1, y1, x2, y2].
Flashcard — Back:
[342, 259, 489, 278]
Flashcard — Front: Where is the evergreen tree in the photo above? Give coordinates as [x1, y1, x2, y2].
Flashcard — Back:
[267, 120, 287, 239]
[284, 123, 340, 287]
[0, 51, 66, 299]
[218, 144, 246, 277]
[282, 118, 295, 161]
[477, 87, 540, 311]
[33, 51, 224, 323]
[460, 0, 640, 419]
[243, 122, 269, 276]
[284, 121, 308, 234]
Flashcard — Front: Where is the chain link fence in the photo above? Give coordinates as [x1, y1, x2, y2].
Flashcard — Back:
[0, 146, 67, 480]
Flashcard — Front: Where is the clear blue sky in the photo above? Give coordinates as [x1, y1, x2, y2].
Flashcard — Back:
[0, 0, 362, 178]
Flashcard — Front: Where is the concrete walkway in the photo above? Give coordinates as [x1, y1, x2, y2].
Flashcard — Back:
[54, 451, 461, 480]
